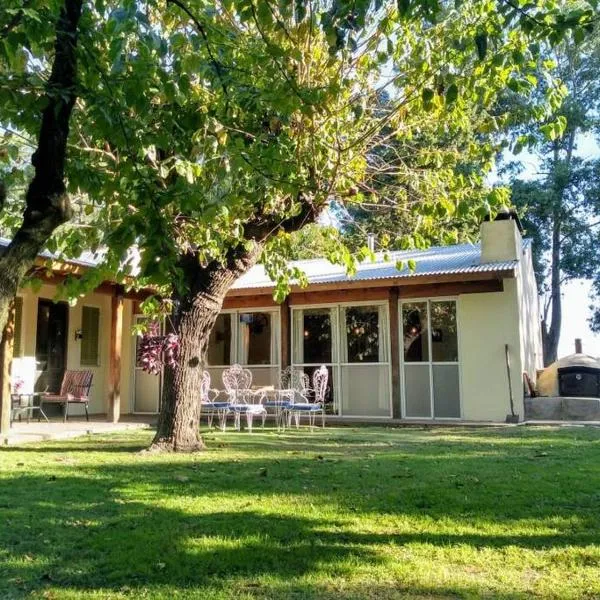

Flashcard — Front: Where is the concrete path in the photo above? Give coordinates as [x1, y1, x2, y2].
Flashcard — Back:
[1, 415, 155, 446]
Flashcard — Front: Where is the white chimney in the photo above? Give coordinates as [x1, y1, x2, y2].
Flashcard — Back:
[480, 208, 523, 263]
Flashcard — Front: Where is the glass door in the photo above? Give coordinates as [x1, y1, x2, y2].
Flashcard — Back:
[292, 307, 338, 414]
[339, 305, 391, 417]
[402, 300, 460, 418]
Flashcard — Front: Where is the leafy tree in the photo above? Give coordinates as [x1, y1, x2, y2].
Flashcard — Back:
[1, 0, 594, 447]
[509, 27, 600, 365]
[0, 0, 83, 432]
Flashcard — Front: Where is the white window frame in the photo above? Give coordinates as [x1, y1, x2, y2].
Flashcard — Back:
[291, 300, 393, 419]
[400, 297, 462, 420]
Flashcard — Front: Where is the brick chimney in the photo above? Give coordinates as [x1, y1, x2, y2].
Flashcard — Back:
[480, 207, 523, 263]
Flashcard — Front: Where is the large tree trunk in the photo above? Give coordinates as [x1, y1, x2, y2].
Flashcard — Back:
[150, 243, 262, 452]
[542, 216, 562, 366]
[0, 0, 83, 433]
[0, 302, 16, 434]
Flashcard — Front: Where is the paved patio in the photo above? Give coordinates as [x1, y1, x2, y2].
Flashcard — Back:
[1, 414, 156, 446]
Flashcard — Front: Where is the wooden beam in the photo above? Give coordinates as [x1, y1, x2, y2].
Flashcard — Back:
[222, 280, 502, 309]
[289, 287, 389, 305]
[0, 300, 16, 435]
[280, 297, 291, 369]
[221, 294, 277, 310]
[388, 288, 401, 419]
[398, 279, 503, 299]
[108, 287, 124, 423]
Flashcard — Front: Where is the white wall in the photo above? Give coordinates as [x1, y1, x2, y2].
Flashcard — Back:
[458, 278, 525, 421]
[12, 285, 137, 418]
[516, 244, 543, 380]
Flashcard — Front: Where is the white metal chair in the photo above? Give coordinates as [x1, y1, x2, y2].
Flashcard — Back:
[223, 364, 266, 432]
[200, 370, 229, 430]
[286, 368, 325, 430]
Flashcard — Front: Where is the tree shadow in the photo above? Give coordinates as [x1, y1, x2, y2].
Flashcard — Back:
[2, 426, 600, 597]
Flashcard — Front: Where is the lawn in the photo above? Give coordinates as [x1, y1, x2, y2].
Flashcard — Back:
[1, 426, 600, 599]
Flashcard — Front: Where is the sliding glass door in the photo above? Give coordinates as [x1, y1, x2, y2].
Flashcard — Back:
[292, 303, 391, 417]
[207, 309, 280, 388]
[292, 307, 338, 414]
[402, 299, 460, 419]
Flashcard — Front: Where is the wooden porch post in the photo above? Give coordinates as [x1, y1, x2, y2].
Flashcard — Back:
[108, 287, 124, 423]
[389, 287, 401, 419]
[280, 297, 291, 369]
[0, 300, 16, 434]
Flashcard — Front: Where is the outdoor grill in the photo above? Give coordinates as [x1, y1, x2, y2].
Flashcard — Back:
[558, 366, 600, 398]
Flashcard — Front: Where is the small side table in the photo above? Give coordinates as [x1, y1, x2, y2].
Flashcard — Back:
[10, 393, 49, 425]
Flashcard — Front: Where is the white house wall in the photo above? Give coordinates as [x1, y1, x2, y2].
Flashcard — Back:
[13, 284, 138, 417]
[457, 278, 525, 421]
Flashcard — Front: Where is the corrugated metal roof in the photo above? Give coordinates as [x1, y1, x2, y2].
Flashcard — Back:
[0, 236, 528, 288]
[0, 237, 104, 268]
[232, 241, 527, 290]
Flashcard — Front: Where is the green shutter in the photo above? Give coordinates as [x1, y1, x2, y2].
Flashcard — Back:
[13, 297, 23, 356]
[81, 306, 100, 366]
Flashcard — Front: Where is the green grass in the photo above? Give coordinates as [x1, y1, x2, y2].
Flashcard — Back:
[1, 426, 600, 599]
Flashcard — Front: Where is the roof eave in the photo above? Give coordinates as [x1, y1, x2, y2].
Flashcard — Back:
[227, 267, 516, 297]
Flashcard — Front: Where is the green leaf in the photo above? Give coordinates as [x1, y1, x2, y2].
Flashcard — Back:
[475, 33, 487, 61]
[397, 0, 411, 17]
[422, 87, 435, 108]
[445, 83, 458, 105]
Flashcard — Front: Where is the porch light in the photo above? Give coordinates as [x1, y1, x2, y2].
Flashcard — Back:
[74, 329, 83, 341]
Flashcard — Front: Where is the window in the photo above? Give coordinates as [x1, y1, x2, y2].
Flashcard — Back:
[13, 297, 23, 357]
[292, 303, 391, 417]
[343, 306, 381, 363]
[80, 306, 100, 366]
[208, 314, 232, 366]
[238, 312, 272, 365]
[430, 301, 458, 362]
[402, 302, 429, 362]
[300, 308, 333, 364]
[206, 310, 279, 374]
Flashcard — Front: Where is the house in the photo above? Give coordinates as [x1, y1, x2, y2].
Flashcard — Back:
[5, 211, 542, 423]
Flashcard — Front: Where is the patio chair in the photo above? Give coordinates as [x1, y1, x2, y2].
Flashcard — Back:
[200, 370, 229, 430]
[39, 370, 94, 422]
[223, 364, 266, 432]
[287, 365, 328, 430]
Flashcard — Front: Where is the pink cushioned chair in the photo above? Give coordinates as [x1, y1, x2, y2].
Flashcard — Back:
[40, 370, 94, 422]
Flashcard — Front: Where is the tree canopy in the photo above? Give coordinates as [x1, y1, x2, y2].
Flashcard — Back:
[506, 26, 600, 364]
[1, 0, 597, 446]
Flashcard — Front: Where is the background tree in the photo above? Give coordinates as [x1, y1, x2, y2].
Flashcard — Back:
[0, 0, 83, 432]
[508, 27, 600, 365]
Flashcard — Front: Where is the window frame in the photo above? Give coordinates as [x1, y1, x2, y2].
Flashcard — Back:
[291, 300, 392, 419]
[206, 307, 281, 369]
[400, 297, 462, 420]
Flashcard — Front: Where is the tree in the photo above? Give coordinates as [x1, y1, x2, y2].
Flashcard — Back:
[0, 0, 84, 432]
[4, 0, 593, 448]
[508, 27, 600, 365]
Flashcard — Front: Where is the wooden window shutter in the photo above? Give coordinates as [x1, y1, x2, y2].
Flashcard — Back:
[13, 297, 23, 356]
[81, 306, 100, 366]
